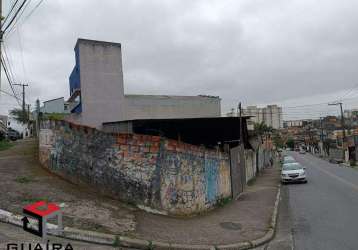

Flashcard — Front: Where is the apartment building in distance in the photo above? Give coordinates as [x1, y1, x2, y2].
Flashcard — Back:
[243, 105, 283, 129]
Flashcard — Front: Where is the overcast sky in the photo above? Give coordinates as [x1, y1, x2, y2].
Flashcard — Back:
[1, 0, 358, 119]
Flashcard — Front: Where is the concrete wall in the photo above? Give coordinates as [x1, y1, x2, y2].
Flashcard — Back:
[329, 148, 345, 162]
[245, 149, 257, 183]
[124, 95, 221, 120]
[76, 39, 126, 127]
[39, 120, 231, 216]
[68, 39, 221, 128]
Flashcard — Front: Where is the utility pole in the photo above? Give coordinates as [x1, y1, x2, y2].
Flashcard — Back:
[237, 102, 242, 141]
[13, 83, 29, 122]
[319, 117, 324, 155]
[237, 102, 245, 192]
[329, 102, 347, 162]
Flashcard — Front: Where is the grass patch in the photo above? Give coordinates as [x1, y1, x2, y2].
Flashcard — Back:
[247, 177, 256, 186]
[0, 140, 13, 151]
[113, 236, 121, 247]
[15, 176, 34, 184]
[216, 197, 232, 207]
[147, 240, 154, 250]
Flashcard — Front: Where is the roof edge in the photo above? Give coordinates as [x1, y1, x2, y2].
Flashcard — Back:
[76, 38, 122, 49]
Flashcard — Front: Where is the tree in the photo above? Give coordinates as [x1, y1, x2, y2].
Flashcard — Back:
[9, 108, 29, 124]
[286, 138, 295, 149]
[272, 133, 284, 149]
[254, 122, 273, 136]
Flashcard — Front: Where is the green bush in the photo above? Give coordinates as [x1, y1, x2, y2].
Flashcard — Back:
[216, 197, 232, 207]
[0, 140, 13, 151]
[15, 176, 34, 184]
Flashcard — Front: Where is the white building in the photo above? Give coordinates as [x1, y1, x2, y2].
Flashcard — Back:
[41, 97, 70, 114]
[243, 105, 283, 129]
[67, 39, 221, 128]
[284, 120, 303, 127]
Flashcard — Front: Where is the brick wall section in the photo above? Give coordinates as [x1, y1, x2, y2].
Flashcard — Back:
[39, 120, 231, 216]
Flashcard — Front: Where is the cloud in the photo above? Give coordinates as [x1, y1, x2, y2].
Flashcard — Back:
[1, 0, 358, 119]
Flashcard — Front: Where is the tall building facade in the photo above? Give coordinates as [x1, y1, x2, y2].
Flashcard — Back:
[67, 39, 221, 128]
[243, 105, 283, 129]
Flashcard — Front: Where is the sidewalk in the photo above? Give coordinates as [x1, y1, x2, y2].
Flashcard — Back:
[0, 139, 280, 247]
[133, 167, 280, 245]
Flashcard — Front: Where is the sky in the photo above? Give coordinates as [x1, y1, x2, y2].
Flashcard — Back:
[1, 0, 358, 120]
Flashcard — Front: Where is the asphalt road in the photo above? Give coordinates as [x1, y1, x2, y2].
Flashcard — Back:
[286, 152, 358, 250]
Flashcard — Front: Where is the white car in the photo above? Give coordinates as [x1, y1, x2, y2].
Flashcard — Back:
[282, 156, 296, 164]
[281, 162, 307, 184]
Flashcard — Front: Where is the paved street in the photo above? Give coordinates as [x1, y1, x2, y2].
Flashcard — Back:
[286, 152, 358, 250]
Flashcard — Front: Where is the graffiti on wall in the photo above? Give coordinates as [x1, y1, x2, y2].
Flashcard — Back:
[160, 141, 231, 214]
[39, 120, 232, 216]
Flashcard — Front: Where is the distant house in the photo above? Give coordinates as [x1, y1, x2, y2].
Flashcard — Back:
[41, 97, 70, 114]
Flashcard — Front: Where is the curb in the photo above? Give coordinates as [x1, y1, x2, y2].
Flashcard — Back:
[0, 185, 281, 250]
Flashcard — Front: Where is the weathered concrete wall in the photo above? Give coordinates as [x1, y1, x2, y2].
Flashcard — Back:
[159, 139, 231, 214]
[76, 39, 126, 128]
[245, 149, 256, 183]
[124, 95, 221, 120]
[329, 148, 344, 162]
[39, 120, 231, 216]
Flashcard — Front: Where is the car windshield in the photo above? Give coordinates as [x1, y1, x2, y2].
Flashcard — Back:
[283, 163, 303, 171]
[283, 159, 296, 164]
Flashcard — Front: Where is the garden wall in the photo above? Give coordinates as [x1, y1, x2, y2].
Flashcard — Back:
[39, 120, 231, 215]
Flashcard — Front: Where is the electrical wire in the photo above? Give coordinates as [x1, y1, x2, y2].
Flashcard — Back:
[2, 0, 28, 34]
[0, 88, 19, 99]
[4, 0, 33, 37]
[21, 0, 44, 23]
[2, 0, 20, 27]
[2, 43, 17, 84]
[1, 55, 22, 106]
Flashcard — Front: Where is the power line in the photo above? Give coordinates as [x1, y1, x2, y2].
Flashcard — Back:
[21, 0, 43, 23]
[335, 84, 358, 102]
[4, 0, 32, 37]
[0, 88, 18, 98]
[2, 0, 28, 34]
[2, 0, 19, 26]
[2, 42, 17, 83]
[1, 54, 22, 106]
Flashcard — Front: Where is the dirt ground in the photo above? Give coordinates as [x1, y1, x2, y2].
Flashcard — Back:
[0, 139, 136, 234]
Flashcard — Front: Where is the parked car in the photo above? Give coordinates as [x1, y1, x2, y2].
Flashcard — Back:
[283, 156, 296, 164]
[281, 162, 307, 184]
[6, 129, 21, 141]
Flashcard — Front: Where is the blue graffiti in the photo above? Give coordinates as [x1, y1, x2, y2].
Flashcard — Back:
[205, 158, 219, 204]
